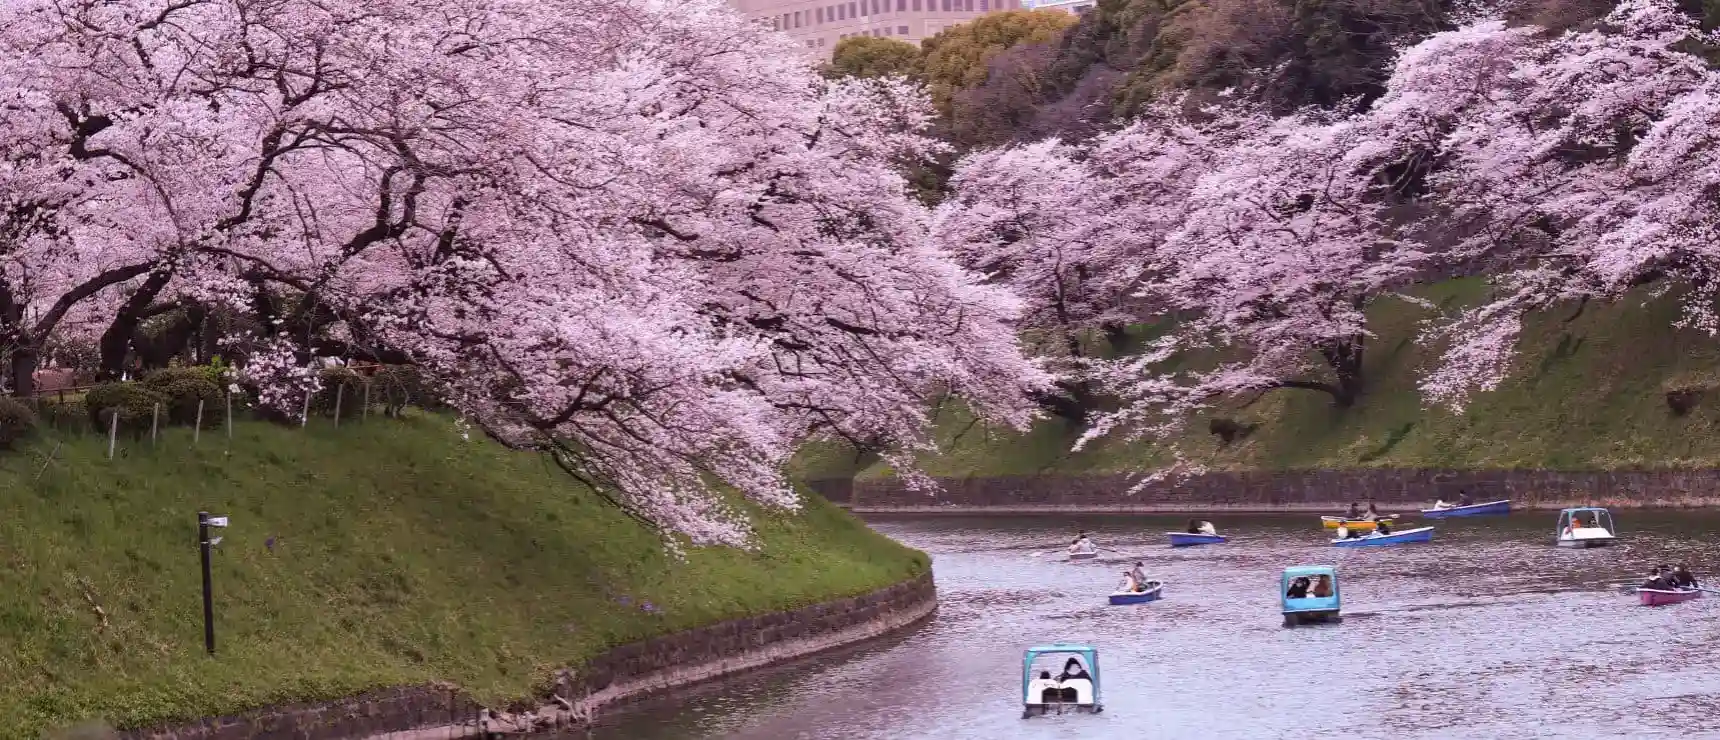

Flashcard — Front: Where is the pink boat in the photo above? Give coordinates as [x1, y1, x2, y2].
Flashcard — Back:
[1639, 588, 1702, 606]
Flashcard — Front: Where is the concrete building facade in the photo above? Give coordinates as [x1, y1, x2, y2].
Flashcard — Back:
[735, 0, 1025, 57]
[1023, 0, 1095, 14]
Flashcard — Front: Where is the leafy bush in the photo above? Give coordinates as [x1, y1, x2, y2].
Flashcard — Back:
[0, 397, 39, 449]
[84, 382, 167, 432]
[372, 365, 433, 416]
[314, 366, 364, 420]
[141, 367, 224, 426]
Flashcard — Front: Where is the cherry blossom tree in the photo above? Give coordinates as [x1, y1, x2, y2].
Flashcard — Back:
[1415, 0, 1720, 407]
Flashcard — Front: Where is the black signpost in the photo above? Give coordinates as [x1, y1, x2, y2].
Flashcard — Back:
[197, 511, 227, 655]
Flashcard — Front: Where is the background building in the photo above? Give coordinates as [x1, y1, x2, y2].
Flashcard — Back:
[732, 0, 1024, 57]
[1023, 0, 1094, 14]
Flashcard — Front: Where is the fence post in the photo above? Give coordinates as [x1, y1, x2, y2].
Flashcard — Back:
[106, 410, 118, 460]
[333, 384, 344, 428]
[362, 381, 370, 422]
[225, 393, 233, 455]
[151, 403, 160, 448]
[193, 399, 204, 446]
[300, 391, 310, 429]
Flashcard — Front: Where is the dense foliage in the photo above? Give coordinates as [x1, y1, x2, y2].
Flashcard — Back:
[940, 0, 1720, 476]
[0, 0, 1049, 544]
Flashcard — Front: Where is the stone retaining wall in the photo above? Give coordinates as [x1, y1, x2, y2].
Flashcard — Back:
[118, 572, 936, 740]
[838, 469, 1720, 512]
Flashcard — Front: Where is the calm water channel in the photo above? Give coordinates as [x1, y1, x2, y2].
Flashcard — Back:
[585, 512, 1720, 739]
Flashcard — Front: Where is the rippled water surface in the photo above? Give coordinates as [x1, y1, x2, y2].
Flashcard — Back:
[584, 512, 1720, 739]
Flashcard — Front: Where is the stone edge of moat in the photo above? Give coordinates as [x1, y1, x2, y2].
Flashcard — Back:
[114, 571, 937, 740]
[810, 469, 1720, 511]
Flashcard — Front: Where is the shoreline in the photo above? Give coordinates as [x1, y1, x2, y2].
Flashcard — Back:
[847, 500, 1720, 515]
[118, 572, 937, 740]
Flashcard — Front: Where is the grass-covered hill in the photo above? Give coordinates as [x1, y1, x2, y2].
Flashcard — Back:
[794, 278, 1720, 482]
[0, 415, 925, 736]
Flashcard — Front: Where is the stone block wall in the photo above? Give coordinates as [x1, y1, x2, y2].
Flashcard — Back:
[117, 572, 936, 740]
[842, 469, 1720, 512]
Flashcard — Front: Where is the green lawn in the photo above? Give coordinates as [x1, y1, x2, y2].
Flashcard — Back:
[796, 278, 1720, 481]
[0, 415, 925, 736]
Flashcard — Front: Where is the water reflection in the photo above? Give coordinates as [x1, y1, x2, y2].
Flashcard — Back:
[583, 512, 1720, 739]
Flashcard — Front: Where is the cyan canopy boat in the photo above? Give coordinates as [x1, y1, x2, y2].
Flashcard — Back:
[1108, 581, 1163, 605]
[1330, 526, 1434, 547]
[1639, 588, 1701, 607]
[1022, 644, 1102, 717]
[1421, 499, 1511, 518]
[1168, 532, 1227, 547]
[1282, 565, 1341, 627]
[1555, 507, 1616, 548]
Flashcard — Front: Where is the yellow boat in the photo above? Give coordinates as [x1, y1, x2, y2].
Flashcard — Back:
[1321, 516, 1395, 531]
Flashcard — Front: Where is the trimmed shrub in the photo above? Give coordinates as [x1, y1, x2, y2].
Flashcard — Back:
[372, 365, 432, 416]
[141, 367, 224, 426]
[314, 367, 364, 420]
[0, 397, 39, 449]
[84, 382, 167, 432]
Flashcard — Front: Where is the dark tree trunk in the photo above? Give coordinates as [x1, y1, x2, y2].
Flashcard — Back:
[1320, 337, 1365, 408]
[9, 346, 35, 398]
[98, 269, 173, 380]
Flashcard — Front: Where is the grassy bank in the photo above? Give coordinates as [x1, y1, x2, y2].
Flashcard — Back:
[796, 278, 1720, 481]
[0, 415, 925, 736]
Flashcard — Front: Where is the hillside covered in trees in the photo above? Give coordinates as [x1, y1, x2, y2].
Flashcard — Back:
[817, 0, 1720, 482]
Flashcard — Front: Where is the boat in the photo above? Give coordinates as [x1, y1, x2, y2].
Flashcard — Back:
[1282, 565, 1341, 627]
[1168, 532, 1227, 547]
[1108, 581, 1164, 605]
[1555, 507, 1617, 548]
[1067, 549, 1099, 561]
[1330, 526, 1435, 547]
[1638, 588, 1702, 607]
[1421, 499, 1511, 518]
[1321, 516, 1395, 531]
[1022, 644, 1103, 717]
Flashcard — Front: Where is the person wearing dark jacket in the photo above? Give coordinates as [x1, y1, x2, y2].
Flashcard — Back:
[1059, 657, 1091, 682]
[1672, 564, 1700, 589]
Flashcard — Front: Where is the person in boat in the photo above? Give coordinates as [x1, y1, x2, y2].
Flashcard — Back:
[1458, 489, 1474, 506]
[1643, 567, 1672, 590]
[1364, 502, 1381, 521]
[1198, 520, 1217, 536]
[1286, 576, 1311, 599]
[1058, 657, 1091, 682]
[1346, 501, 1362, 519]
[1118, 569, 1140, 593]
[1311, 574, 1333, 598]
[1375, 519, 1393, 536]
[1432, 498, 1451, 510]
[1130, 561, 1149, 591]
[1673, 563, 1699, 589]
[1069, 532, 1095, 554]
[1186, 519, 1203, 534]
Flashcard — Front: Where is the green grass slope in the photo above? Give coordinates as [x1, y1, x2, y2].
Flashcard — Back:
[798, 278, 1720, 481]
[0, 415, 925, 736]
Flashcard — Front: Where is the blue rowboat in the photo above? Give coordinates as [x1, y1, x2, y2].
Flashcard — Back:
[1331, 526, 1434, 547]
[1168, 532, 1227, 547]
[1421, 499, 1510, 518]
[1108, 582, 1164, 605]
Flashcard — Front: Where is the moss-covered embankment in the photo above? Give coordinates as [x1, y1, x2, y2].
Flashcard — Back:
[2, 415, 926, 736]
[795, 279, 1720, 510]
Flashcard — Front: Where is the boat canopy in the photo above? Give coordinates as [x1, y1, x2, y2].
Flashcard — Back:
[1022, 644, 1101, 703]
[1282, 565, 1341, 614]
[1556, 507, 1614, 534]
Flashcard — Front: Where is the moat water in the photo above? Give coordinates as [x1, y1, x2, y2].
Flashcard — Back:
[585, 512, 1720, 739]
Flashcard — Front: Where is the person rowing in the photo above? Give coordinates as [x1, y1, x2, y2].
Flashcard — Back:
[1346, 501, 1362, 519]
[1069, 532, 1097, 555]
[1458, 489, 1474, 506]
[1130, 561, 1149, 591]
[1672, 563, 1700, 589]
[1375, 519, 1393, 536]
[1643, 566, 1673, 591]
[1186, 519, 1218, 536]
[1363, 502, 1381, 521]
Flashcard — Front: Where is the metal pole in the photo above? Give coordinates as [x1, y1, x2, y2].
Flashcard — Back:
[198, 511, 215, 655]
[334, 384, 343, 428]
[151, 403, 160, 448]
[300, 391, 310, 429]
[106, 410, 118, 460]
[193, 399, 204, 446]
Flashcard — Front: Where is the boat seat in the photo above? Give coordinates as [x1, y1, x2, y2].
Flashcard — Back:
[1059, 678, 1093, 704]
